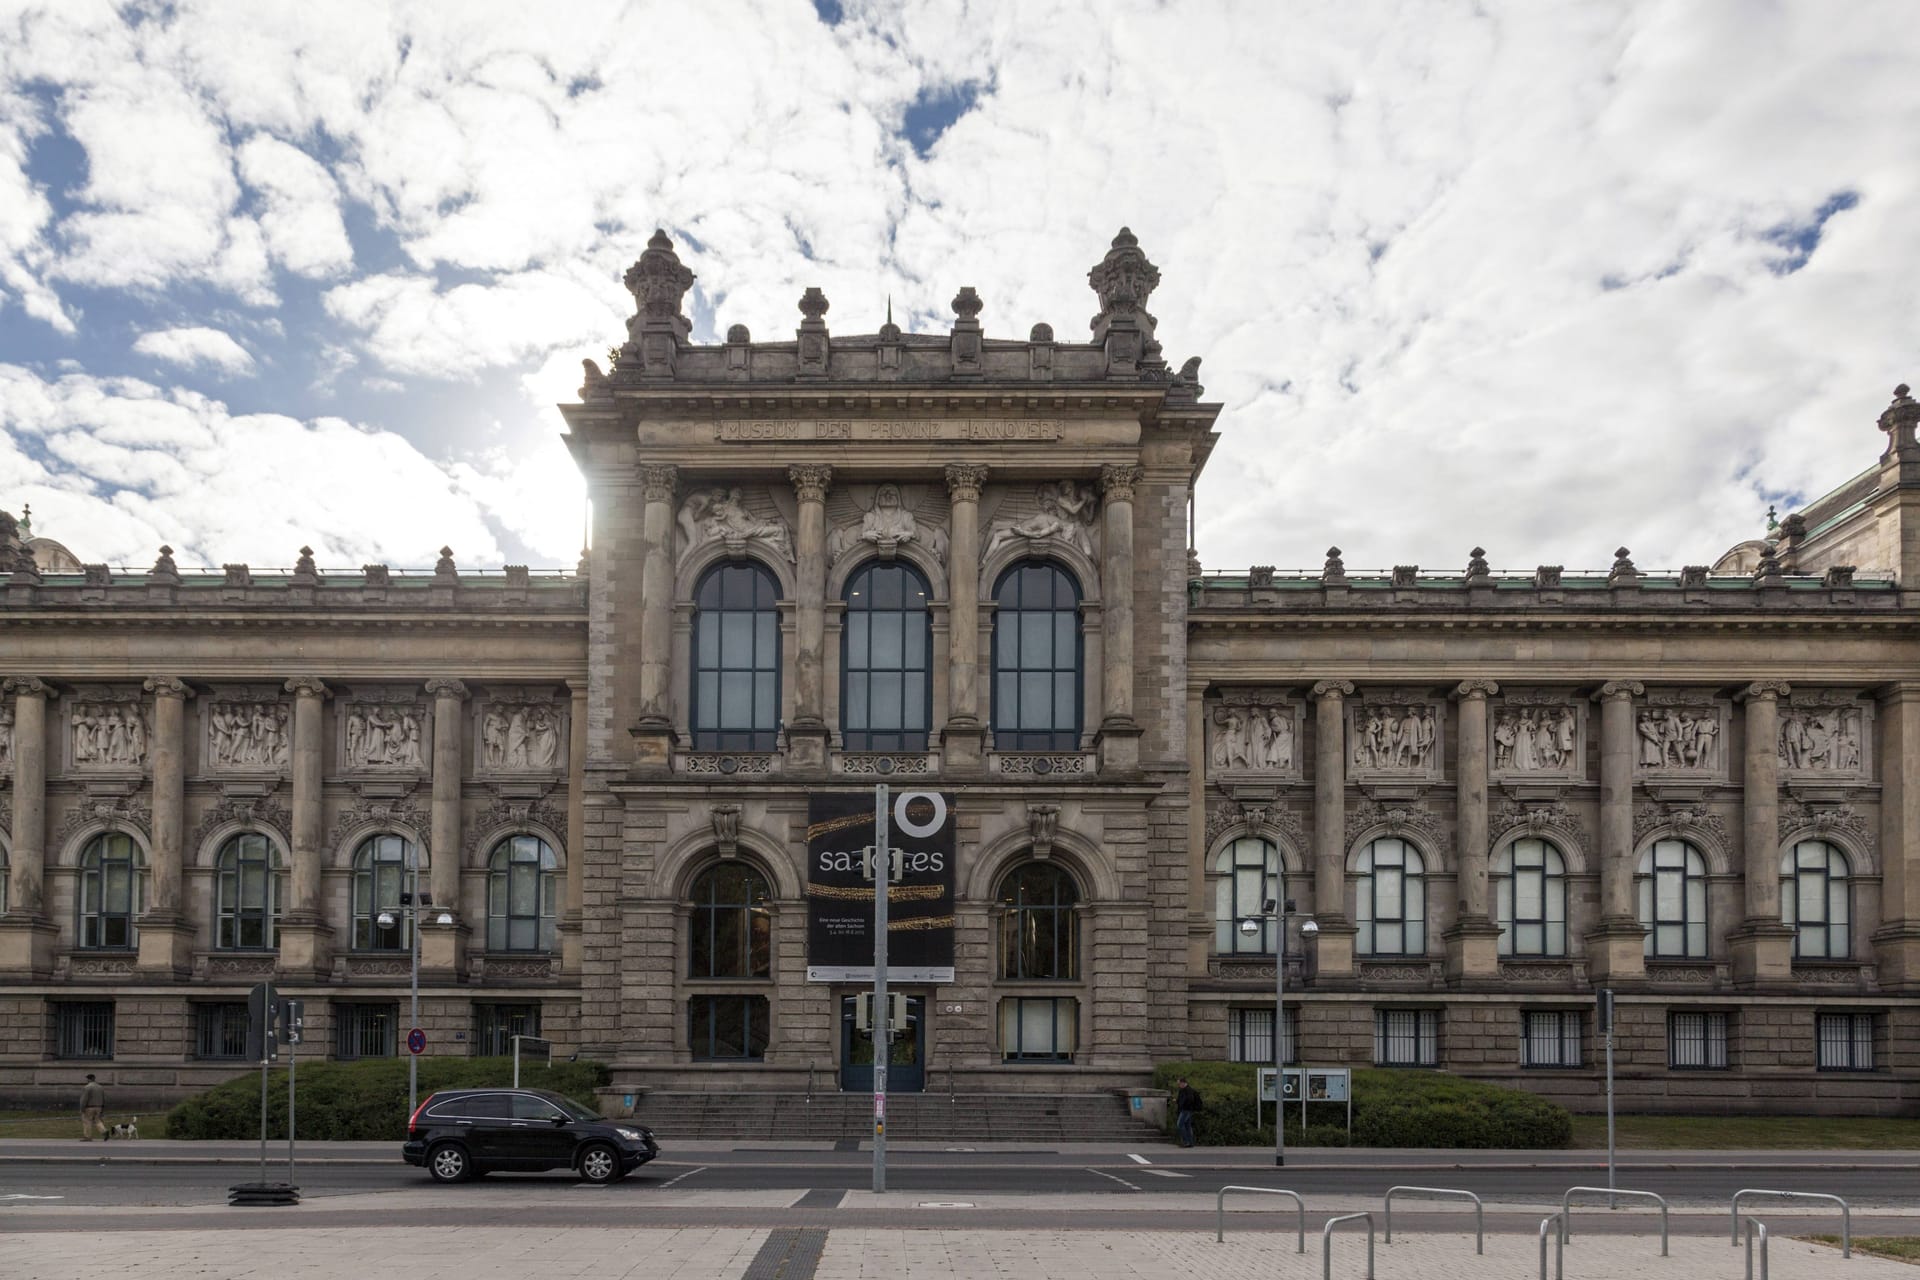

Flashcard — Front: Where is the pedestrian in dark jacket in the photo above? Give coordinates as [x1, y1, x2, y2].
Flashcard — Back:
[79, 1074, 106, 1142]
[1174, 1077, 1201, 1147]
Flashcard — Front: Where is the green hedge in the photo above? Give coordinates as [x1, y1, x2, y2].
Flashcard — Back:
[1153, 1062, 1572, 1149]
[166, 1057, 610, 1141]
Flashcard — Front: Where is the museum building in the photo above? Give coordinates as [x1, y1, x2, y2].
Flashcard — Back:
[0, 228, 1915, 1115]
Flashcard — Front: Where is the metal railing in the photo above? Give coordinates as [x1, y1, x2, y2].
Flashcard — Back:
[1538, 1212, 1565, 1280]
[1558, 1186, 1670, 1255]
[1383, 1185, 1483, 1254]
[1731, 1189, 1850, 1257]
[1214, 1186, 1304, 1251]
[1322, 1212, 1374, 1280]
[1745, 1219, 1770, 1280]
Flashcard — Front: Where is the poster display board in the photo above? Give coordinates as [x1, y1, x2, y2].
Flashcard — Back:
[806, 789, 956, 983]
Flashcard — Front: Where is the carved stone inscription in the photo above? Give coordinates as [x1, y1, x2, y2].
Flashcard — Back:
[1778, 700, 1868, 776]
[708, 418, 1064, 443]
[480, 701, 564, 772]
[1348, 698, 1440, 775]
[1635, 695, 1725, 775]
[207, 701, 290, 770]
[343, 700, 427, 770]
[71, 699, 149, 768]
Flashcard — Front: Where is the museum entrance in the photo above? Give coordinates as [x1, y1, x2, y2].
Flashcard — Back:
[839, 994, 925, 1093]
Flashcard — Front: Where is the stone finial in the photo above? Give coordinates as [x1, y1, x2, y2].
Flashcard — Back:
[150, 544, 180, 584]
[223, 563, 251, 588]
[1534, 565, 1563, 589]
[1608, 546, 1638, 586]
[726, 324, 750, 344]
[1390, 564, 1419, 587]
[1186, 547, 1202, 578]
[1679, 565, 1710, 587]
[622, 229, 695, 334]
[798, 287, 830, 322]
[950, 287, 983, 375]
[578, 357, 607, 399]
[951, 286, 983, 321]
[1249, 565, 1275, 588]
[1879, 383, 1918, 459]
[1466, 546, 1491, 581]
[1779, 511, 1807, 541]
[1088, 226, 1161, 332]
[1752, 542, 1784, 585]
[576, 547, 591, 578]
[293, 546, 319, 582]
[434, 546, 458, 580]
[797, 288, 830, 377]
[1823, 564, 1856, 589]
[18, 502, 28, 535]
[1322, 546, 1347, 585]
[363, 563, 391, 588]
[1029, 322, 1054, 343]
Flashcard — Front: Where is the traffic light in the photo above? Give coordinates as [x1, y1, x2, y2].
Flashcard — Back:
[1595, 988, 1615, 1036]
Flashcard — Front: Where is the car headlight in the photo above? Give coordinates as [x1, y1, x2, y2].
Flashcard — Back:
[614, 1127, 647, 1142]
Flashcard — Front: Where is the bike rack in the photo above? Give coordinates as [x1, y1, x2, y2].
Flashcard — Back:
[1730, 1189, 1850, 1258]
[1745, 1219, 1769, 1280]
[1322, 1212, 1375, 1280]
[1214, 1185, 1305, 1251]
[1383, 1185, 1483, 1254]
[1558, 1186, 1670, 1255]
[1538, 1212, 1565, 1280]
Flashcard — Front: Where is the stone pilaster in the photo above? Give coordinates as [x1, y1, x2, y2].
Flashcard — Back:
[1095, 463, 1143, 771]
[0, 677, 56, 975]
[1311, 679, 1356, 976]
[1444, 679, 1502, 981]
[422, 678, 470, 977]
[941, 463, 989, 770]
[632, 463, 678, 768]
[1873, 682, 1920, 988]
[1586, 679, 1646, 981]
[137, 676, 194, 976]
[787, 463, 833, 769]
[1731, 680, 1794, 984]
[278, 675, 332, 977]
[560, 679, 588, 974]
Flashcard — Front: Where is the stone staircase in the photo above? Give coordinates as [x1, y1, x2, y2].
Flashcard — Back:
[630, 1091, 1168, 1144]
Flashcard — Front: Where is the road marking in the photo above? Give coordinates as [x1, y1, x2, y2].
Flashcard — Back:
[916, 1201, 975, 1208]
[1127, 1153, 1150, 1165]
[1085, 1167, 1141, 1192]
[1140, 1169, 1189, 1178]
[0, 1194, 64, 1201]
[658, 1165, 706, 1189]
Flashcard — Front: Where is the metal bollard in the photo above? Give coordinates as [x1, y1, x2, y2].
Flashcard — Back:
[1745, 1219, 1769, 1280]
[1322, 1212, 1375, 1280]
[1214, 1185, 1305, 1252]
[1383, 1185, 1484, 1255]
[1538, 1212, 1565, 1280]
[1559, 1185, 1670, 1256]
[1730, 1189, 1849, 1258]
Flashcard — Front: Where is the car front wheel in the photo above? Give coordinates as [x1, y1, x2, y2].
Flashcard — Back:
[577, 1142, 620, 1185]
[427, 1142, 472, 1183]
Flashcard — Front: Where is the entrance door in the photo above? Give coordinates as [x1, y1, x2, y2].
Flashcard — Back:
[839, 994, 925, 1093]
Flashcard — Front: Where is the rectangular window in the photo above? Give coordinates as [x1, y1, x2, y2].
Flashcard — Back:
[53, 1002, 114, 1060]
[473, 1003, 542, 1057]
[193, 1003, 252, 1060]
[1667, 1011, 1730, 1070]
[1816, 1012, 1876, 1071]
[1372, 1008, 1439, 1067]
[1521, 1010, 1582, 1068]
[688, 995, 769, 1061]
[1228, 1006, 1299, 1065]
[334, 1003, 397, 1060]
[999, 997, 1077, 1062]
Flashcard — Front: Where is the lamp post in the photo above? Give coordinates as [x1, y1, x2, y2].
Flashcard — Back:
[1240, 897, 1316, 1167]
[376, 853, 453, 1122]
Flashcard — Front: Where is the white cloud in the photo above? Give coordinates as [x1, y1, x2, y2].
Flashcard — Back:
[322, 266, 622, 379]
[237, 134, 353, 277]
[132, 326, 256, 376]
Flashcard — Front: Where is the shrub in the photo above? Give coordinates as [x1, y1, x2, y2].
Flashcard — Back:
[1153, 1061, 1570, 1149]
[166, 1057, 610, 1141]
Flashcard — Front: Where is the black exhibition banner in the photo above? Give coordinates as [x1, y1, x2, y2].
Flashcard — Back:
[805, 789, 956, 983]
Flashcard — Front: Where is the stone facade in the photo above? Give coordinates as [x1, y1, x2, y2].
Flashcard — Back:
[0, 239, 1914, 1114]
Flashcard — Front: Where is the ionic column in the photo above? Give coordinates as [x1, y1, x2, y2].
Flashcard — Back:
[1445, 679, 1502, 980]
[283, 677, 331, 916]
[942, 463, 989, 768]
[1874, 683, 1920, 990]
[1096, 464, 1143, 770]
[561, 679, 588, 973]
[142, 677, 191, 916]
[3, 677, 50, 915]
[1311, 679, 1356, 975]
[424, 679, 468, 914]
[635, 464, 679, 728]
[1732, 680, 1793, 984]
[787, 463, 833, 768]
[1588, 679, 1645, 980]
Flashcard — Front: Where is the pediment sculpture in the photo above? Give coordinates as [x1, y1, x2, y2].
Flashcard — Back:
[677, 487, 795, 563]
[984, 480, 1097, 560]
[827, 484, 948, 564]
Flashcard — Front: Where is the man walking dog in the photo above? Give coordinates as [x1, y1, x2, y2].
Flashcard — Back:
[79, 1073, 106, 1142]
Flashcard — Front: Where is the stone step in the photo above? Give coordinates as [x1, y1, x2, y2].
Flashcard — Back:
[630, 1091, 1169, 1143]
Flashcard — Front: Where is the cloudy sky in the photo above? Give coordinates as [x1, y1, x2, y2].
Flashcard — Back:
[1, 0, 1916, 575]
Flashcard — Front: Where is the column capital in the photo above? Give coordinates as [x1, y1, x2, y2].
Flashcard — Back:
[424, 678, 470, 701]
[1593, 680, 1644, 703]
[1737, 679, 1792, 703]
[143, 676, 193, 700]
[1451, 679, 1499, 702]
[284, 676, 332, 699]
[1311, 678, 1356, 701]
[637, 463, 678, 504]
[3, 676, 51, 697]
[787, 463, 834, 503]
[944, 462, 990, 501]
[1098, 463, 1143, 502]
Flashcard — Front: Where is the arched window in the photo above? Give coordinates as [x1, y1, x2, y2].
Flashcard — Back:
[688, 862, 772, 978]
[78, 832, 140, 950]
[1213, 837, 1281, 955]
[0, 840, 8, 914]
[351, 834, 420, 951]
[1637, 839, 1708, 958]
[215, 833, 280, 950]
[487, 835, 558, 953]
[1781, 840, 1850, 959]
[997, 862, 1080, 980]
[1355, 838, 1425, 956]
[991, 561, 1082, 751]
[841, 561, 933, 751]
[691, 562, 781, 752]
[1494, 838, 1567, 957]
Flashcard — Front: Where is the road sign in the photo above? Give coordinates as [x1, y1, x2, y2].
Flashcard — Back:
[406, 1027, 426, 1055]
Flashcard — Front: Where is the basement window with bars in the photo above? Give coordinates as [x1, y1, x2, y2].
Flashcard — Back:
[194, 1003, 251, 1060]
[53, 1001, 114, 1060]
[474, 1003, 542, 1057]
[1520, 1010, 1582, 1068]
[1228, 1006, 1299, 1065]
[335, 1003, 398, 1060]
[1667, 1011, 1730, 1070]
[1816, 1012, 1877, 1072]
[1372, 1008, 1439, 1067]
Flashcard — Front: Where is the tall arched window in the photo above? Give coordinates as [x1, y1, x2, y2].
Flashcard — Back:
[215, 833, 280, 950]
[1355, 838, 1425, 956]
[1782, 840, 1850, 959]
[691, 562, 781, 751]
[991, 561, 1082, 750]
[1494, 838, 1567, 957]
[351, 834, 420, 951]
[1213, 837, 1281, 955]
[688, 862, 772, 978]
[841, 561, 932, 751]
[78, 832, 140, 950]
[487, 835, 558, 953]
[1637, 839, 1708, 958]
[997, 862, 1080, 980]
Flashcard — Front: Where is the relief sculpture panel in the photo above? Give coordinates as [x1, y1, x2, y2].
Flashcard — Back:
[826, 483, 949, 564]
[1778, 693, 1870, 779]
[70, 694, 149, 769]
[983, 480, 1098, 560]
[676, 486, 795, 563]
[478, 694, 567, 774]
[1491, 692, 1585, 780]
[1347, 691, 1442, 780]
[1207, 691, 1301, 778]
[206, 698, 291, 771]
[1635, 691, 1727, 778]
[341, 694, 429, 771]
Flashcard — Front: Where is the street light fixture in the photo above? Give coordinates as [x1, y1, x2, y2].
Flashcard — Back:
[1239, 897, 1316, 1167]
[375, 854, 454, 1122]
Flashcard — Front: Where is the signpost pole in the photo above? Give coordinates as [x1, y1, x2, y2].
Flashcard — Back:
[286, 1001, 298, 1186]
[872, 784, 889, 1194]
[1598, 987, 1616, 1207]
[513, 1035, 521, 1088]
[407, 860, 420, 1123]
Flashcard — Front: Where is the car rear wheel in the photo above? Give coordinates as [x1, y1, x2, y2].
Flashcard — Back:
[427, 1142, 472, 1183]
[577, 1142, 620, 1185]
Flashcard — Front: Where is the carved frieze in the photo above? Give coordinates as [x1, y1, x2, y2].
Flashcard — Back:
[1634, 691, 1728, 779]
[1208, 690, 1302, 778]
[477, 694, 566, 775]
[55, 796, 151, 844]
[1348, 799, 1451, 859]
[1632, 801, 1730, 850]
[1346, 692, 1442, 780]
[461, 793, 567, 862]
[826, 483, 949, 564]
[68, 691, 150, 770]
[982, 481, 1098, 561]
[676, 486, 795, 563]
[1358, 962, 1435, 984]
[199, 953, 276, 980]
[682, 753, 775, 776]
[1204, 799, 1309, 852]
[340, 693, 429, 772]
[838, 753, 932, 775]
[188, 796, 291, 852]
[1777, 692, 1871, 780]
[1490, 691, 1586, 781]
[995, 753, 1088, 776]
[1489, 798, 1592, 853]
[205, 698, 291, 772]
[1644, 964, 1717, 985]
[1779, 800, 1877, 857]
[326, 796, 428, 852]
[1499, 962, 1578, 984]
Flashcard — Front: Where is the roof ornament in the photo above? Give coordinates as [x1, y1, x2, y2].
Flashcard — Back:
[1879, 382, 1919, 462]
[1087, 226, 1165, 377]
[620, 229, 695, 379]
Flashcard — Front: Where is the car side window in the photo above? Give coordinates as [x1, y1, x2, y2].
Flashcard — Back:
[510, 1094, 566, 1121]
[430, 1094, 510, 1119]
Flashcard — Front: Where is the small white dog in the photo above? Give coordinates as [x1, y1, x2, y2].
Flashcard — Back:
[107, 1117, 139, 1140]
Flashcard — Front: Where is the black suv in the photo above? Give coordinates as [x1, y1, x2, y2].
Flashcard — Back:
[402, 1088, 659, 1184]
